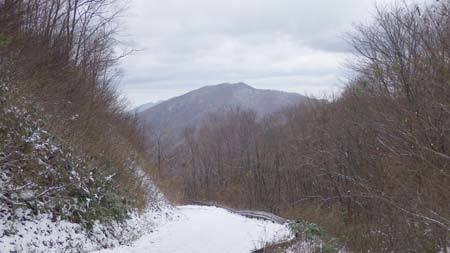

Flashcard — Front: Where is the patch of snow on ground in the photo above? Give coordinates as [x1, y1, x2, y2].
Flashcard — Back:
[97, 205, 292, 253]
[0, 205, 173, 253]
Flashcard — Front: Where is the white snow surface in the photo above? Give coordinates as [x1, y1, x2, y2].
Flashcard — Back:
[0, 204, 173, 253]
[97, 205, 292, 253]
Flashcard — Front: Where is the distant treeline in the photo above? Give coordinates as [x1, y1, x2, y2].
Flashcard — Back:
[154, 1, 450, 251]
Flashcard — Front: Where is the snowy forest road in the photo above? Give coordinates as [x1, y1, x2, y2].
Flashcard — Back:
[96, 205, 292, 253]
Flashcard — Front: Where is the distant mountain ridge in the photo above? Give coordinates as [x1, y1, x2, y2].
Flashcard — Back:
[137, 82, 308, 139]
[131, 101, 163, 114]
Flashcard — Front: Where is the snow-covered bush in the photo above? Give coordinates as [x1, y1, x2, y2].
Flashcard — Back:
[1, 83, 117, 224]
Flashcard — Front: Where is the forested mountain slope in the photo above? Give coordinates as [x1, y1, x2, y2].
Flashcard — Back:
[137, 82, 308, 143]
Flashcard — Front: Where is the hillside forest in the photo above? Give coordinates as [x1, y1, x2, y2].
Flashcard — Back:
[0, 0, 156, 230]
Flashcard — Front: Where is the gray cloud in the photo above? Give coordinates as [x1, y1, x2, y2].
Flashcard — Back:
[118, 0, 404, 107]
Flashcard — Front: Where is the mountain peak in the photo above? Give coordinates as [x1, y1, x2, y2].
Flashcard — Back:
[137, 83, 309, 142]
[211, 82, 253, 89]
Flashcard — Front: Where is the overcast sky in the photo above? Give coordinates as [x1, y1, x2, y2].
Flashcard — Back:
[118, 0, 412, 107]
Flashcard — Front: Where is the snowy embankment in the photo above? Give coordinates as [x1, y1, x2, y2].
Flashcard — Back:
[0, 82, 174, 253]
[0, 206, 172, 252]
[0, 173, 173, 253]
[97, 205, 293, 253]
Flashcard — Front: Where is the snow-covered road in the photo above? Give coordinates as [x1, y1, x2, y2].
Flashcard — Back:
[96, 205, 292, 253]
